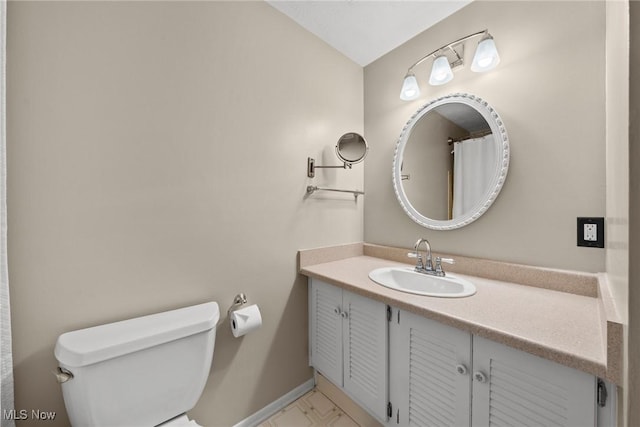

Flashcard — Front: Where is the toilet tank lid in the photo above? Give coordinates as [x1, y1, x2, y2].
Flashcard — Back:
[55, 302, 219, 368]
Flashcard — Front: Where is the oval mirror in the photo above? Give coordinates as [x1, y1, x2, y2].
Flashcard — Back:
[336, 132, 368, 164]
[392, 93, 509, 230]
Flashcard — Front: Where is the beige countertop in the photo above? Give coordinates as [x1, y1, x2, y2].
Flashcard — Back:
[298, 243, 622, 384]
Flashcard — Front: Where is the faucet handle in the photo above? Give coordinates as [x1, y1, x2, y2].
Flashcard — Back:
[434, 257, 455, 276]
[407, 252, 424, 270]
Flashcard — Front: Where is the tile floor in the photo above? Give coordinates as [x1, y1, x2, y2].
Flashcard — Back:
[259, 389, 360, 427]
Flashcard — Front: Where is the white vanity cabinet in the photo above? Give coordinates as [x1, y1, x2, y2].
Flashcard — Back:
[389, 308, 597, 427]
[472, 335, 596, 426]
[309, 278, 603, 427]
[389, 309, 472, 426]
[309, 278, 389, 422]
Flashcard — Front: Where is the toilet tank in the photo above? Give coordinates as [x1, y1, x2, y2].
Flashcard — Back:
[54, 302, 219, 427]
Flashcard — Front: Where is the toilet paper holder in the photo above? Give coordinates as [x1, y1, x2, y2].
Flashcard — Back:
[227, 293, 248, 317]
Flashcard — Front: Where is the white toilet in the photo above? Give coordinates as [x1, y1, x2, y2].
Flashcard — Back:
[54, 301, 220, 427]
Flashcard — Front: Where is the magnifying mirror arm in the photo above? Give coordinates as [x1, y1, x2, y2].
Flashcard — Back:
[314, 163, 352, 170]
[307, 157, 352, 178]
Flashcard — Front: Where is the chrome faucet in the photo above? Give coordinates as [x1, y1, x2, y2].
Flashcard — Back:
[409, 238, 455, 277]
[412, 238, 434, 273]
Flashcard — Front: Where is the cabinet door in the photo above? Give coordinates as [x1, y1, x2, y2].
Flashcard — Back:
[393, 310, 472, 427]
[342, 290, 389, 422]
[309, 279, 344, 387]
[472, 336, 596, 427]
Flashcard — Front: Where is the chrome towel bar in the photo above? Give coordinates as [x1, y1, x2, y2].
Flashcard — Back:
[306, 185, 364, 199]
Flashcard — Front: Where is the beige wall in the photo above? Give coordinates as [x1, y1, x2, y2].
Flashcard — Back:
[605, 0, 630, 425]
[7, 1, 635, 426]
[364, 1, 606, 272]
[628, 2, 639, 425]
[6, 2, 363, 426]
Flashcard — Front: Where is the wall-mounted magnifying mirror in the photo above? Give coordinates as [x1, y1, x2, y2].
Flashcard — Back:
[336, 132, 369, 164]
[308, 132, 368, 178]
[393, 93, 509, 230]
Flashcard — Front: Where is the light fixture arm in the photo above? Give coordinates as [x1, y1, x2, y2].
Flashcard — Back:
[446, 45, 463, 64]
[405, 29, 488, 73]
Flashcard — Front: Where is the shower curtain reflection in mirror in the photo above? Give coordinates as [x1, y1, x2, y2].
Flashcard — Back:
[452, 135, 496, 219]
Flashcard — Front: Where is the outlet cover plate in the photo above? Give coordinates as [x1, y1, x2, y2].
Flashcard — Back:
[577, 217, 604, 248]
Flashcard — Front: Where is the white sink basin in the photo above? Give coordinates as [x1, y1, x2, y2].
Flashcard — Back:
[368, 267, 476, 298]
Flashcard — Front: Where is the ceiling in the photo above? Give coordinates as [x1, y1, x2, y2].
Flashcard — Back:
[266, 0, 472, 67]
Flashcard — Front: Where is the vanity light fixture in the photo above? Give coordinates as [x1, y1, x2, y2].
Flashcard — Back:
[428, 55, 454, 86]
[471, 32, 500, 72]
[400, 30, 500, 101]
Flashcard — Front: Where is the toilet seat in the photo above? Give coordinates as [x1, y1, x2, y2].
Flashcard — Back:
[157, 414, 202, 427]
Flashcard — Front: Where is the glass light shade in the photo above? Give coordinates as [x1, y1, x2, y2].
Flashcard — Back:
[471, 36, 500, 72]
[400, 73, 420, 101]
[428, 56, 453, 86]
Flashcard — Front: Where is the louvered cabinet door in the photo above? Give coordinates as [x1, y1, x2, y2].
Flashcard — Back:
[395, 310, 472, 427]
[309, 279, 344, 387]
[472, 336, 596, 427]
[342, 290, 389, 422]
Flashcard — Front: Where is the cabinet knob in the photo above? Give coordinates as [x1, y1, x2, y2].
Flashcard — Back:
[473, 371, 488, 383]
[341, 311, 349, 319]
[334, 307, 341, 316]
[455, 364, 468, 375]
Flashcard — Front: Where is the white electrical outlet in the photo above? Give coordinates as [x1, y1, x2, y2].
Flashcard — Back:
[577, 217, 604, 248]
[584, 223, 598, 241]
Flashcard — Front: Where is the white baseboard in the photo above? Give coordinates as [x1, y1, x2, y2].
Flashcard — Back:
[232, 378, 315, 427]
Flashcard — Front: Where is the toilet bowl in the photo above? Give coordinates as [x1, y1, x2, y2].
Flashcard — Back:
[54, 302, 219, 427]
